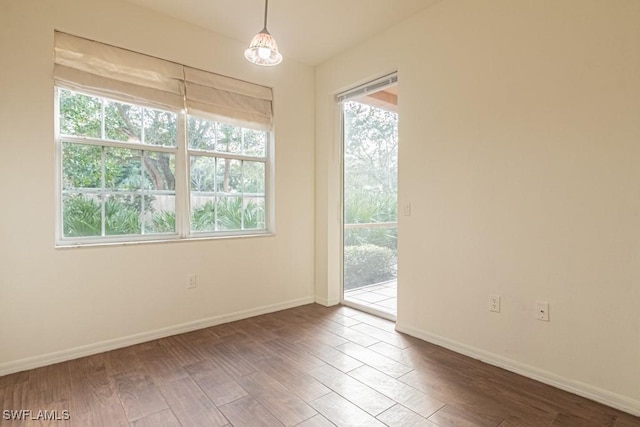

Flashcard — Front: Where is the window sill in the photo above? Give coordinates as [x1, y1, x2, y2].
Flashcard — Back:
[55, 231, 274, 249]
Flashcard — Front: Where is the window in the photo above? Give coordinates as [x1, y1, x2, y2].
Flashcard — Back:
[57, 88, 269, 243]
[188, 116, 267, 233]
[59, 89, 178, 239]
[54, 32, 273, 246]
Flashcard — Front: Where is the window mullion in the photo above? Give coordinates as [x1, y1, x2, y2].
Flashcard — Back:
[101, 98, 107, 237]
[59, 136, 177, 153]
[175, 113, 189, 237]
[141, 109, 146, 144]
[187, 149, 265, 162]
[101, 146, 106, 237]
[141, 150, 146, 234]
[101, 99, 105, 139]
[214, 156, 218, 231]
[266, 132, 273, 232]
[240, 160, 245, 230]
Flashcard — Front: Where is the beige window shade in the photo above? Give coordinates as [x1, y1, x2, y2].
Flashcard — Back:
[184, 67, 273, 130]
[54, 32, 273, 130]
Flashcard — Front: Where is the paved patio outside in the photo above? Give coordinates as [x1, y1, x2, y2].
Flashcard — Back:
[343, 280, 397, 317]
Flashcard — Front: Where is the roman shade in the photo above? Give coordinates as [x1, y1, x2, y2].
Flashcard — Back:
[184, 66, 273, 130]
[54, 31, 274, 130]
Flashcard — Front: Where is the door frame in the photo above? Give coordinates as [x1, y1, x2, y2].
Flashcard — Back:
[337, 73, 399, 321]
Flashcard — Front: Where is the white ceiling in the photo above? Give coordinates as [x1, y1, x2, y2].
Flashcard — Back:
[123, 0, 440, 65]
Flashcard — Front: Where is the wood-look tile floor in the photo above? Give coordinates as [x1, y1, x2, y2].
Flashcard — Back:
[0, 304, 638, 426]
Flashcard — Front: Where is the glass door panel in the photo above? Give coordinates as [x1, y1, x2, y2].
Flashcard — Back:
[342, 83, 398, 319]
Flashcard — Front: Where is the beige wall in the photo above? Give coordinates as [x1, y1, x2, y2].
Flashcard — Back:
[1, 0, 639, 416]
[0, 0, 315, 369]
[316, 0, 640, 414]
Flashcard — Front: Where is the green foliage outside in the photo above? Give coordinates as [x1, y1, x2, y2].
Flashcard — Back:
[344, 244, 395, 290]
[59, 89, 266, 238]
[64, 196, 264, 237]
[64, 195, 145, 237]
[344, 190, 396, 224]
[344, 190, 397, 250]
[343, 101, 398, 290]
[190, 197, 264, 232]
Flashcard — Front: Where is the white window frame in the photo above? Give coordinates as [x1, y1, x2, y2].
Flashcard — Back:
[186, 116, 271, 238]
[55, 86, 273, 247]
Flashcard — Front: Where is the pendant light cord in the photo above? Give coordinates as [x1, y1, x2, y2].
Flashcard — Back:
[263, 0, 269, 30]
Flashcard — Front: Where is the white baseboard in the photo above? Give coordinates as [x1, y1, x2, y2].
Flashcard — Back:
[315, 296, 340, 306]
[395, 323, 640, 417]
[0, 296, 315, 377]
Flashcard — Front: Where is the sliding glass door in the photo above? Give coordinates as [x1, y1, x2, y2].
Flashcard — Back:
[340, 76, 398, 319]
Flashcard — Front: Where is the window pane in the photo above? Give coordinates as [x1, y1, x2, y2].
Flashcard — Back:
[243, 128, 266, 157]
[343, 101, 398, 224]
[63, 193, 102, 237]
[105, 100, 142, 143]
[190, 156, 216, 192]
[104, 147, 142, 190]
[216, 197, 242, 231]
[145, 195, 176, 233]
[243, 161, 265, 194]
[144, 108, 177, 147]
[188, 116, 217, 151]
[59, 89, 101, 138]
[217, 123, 242, 154]
[243, 197, 265, 230]
[105, 194, 142, 235]
[62, 143, 102, 189]
[144, 152, 175, 191]
[191, 196, 217, 232]
[215, 159, 242, 194]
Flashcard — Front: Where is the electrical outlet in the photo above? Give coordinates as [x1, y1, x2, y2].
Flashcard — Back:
[536, 301, 549, 321]
[489, 295, 501, 313]
[188, 274, 197, 289]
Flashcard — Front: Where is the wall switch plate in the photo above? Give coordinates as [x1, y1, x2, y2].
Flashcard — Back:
[489, 295, 501, 313]
[403, 202, 412, 216]
[536, 301, 549, 321]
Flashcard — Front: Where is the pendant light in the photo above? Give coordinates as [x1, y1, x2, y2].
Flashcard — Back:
[244, 0, 283, 66]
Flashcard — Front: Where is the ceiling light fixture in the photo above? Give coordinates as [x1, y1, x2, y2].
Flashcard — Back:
[244, 0, 283, 66]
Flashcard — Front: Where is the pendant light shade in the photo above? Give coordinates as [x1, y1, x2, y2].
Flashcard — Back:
[245, 0, 282, 66]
